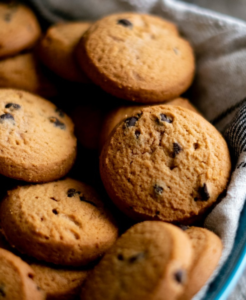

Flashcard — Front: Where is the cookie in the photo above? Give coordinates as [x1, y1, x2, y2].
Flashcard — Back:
[100, 105, 231, 223]
[0, 89, 76, 182]
[81, 221, 193, 300]
[0, 2, 41, 58]
[38, 22, 91, 82]
[99, 97, 200, 150]
[0, 178, 119, 266]
[178, 226, 222, 300]
[0, 248, 45, 300]
[0, 52, 60, 98]
[76, 12, 195, 103]
[30, 262, 89, 300]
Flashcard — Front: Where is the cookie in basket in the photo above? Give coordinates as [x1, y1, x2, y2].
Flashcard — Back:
[0, 248, 45, 300]
[0, 52, 60, 98]
[0, 178, 118, 266]
[100, 105, 231, 223]
[178, 226, 223, 300]
[99, 97, 200, 150]
[0, 89, 76, 182]
[76, 12, 195, 103]
[38, 22, 91, 82]
[0, 2, 41, 58]
[81, 221, 192, 300]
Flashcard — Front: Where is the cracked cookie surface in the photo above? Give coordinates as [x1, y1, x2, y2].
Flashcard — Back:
[0, 178, 119, 266]
[76, 12, 195, 103]
[0, 89, 76, 182]
[100, 105, 231, 223]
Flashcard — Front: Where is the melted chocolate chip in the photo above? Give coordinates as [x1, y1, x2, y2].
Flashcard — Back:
[0, 113, 14, 121]
[173, 142, 182, 157]
[160, 113, 173, 123]
[117, 19, 133, 28]
[135, 130, 140, 139]
[5, 103, 21, 110]
[154, 184, 163, 195]
[200, 183, 210, 201]
[80, 196, 96, 207]
[125, 116, 139, 128]
[49, 117, 65, 130]
[55, 108, 64, 118]
[128, 252, 145, 263]
[174, 270, 186, 284]
[67, 189, 78, 197]
[0, 283, 6, 297]
[117, 254, 124, 261]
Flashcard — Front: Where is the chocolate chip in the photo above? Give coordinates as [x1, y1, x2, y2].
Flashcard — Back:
[49, 117, 65, 130]
[80, 196, 96, 207]
[174, 270, 186, 284]
[67, 188, 78, 197]
[128, 252, 145, 263]
[0, 283, 6, 297]
[5, 103, 21, 110]
[117, 254, 124, 261]
[0, 113, 14, 121]
[173, 142, 182, 157]
[52, 209, 58, 215]
[160, 113, 173, 123]
[135, 130, 140, 139]
[55, 108, 64, 118]
[200, 183, 210, 201]
[125, 116, 139, 128]
[178, 225, 190, 231]
[117, 19, 133, 28]
[154, 184, 163, 195]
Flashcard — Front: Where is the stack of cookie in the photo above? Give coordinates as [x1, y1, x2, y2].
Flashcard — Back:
[0, 3, 231, 300]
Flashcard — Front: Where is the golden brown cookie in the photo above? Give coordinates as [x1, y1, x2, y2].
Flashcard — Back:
[0, 89, 76, 182]
[0, 52, 59, 98]
[30, 262, 89, 300]
[38, 22, 91, 82]
[0, 178, 119, 266]
[0, 2, 41, 58]
[99, 98, 200, 150]
[100, 105, 231, 223]
[76, 12, 195, 103]
[81, 221, 193, 300]
[178, 226, 222, 300]
[0, 248, 45, 300]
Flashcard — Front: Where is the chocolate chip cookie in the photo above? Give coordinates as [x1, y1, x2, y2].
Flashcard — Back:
[100, 105, 231, 223]
[0, 89, 76, 182]
[0, 178, 118, 266]
[81, 221, 193, 300]
[0, 2, 41, 58]
[76, 12, 195, 103]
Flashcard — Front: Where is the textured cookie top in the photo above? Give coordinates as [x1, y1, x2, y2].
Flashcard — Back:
[0, 2, 41, 58]
[38, 22, 91, 82]
[178, 227, 222, 300]
[0, 89, 76, 182]
[100, 105, 231, 223]
[0, 248, 45, 300]
[81, 221, 192, 300]
[31, 262, 88, 300]
[76, 13, 195, 103]
[0, 178, 119, 266]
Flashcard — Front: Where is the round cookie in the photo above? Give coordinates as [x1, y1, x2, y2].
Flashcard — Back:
[81, 221, 193, 300]
[0, 52, 59, 98]
[30, 262, 89, 300]
[99, 98, 200, 150]
[38, 22, 91, 82]
[178, 226, 222, 300]
[0, 178, 119, 266]
[100, 105, 231, 223]
[0, 248, 45, 300]
[76, 12, 195, 103]
[0, 89, 76, 182]
[0, 2, 41, 58]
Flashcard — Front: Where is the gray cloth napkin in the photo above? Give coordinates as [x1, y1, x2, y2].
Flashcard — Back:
[26, 0, 246, 299]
